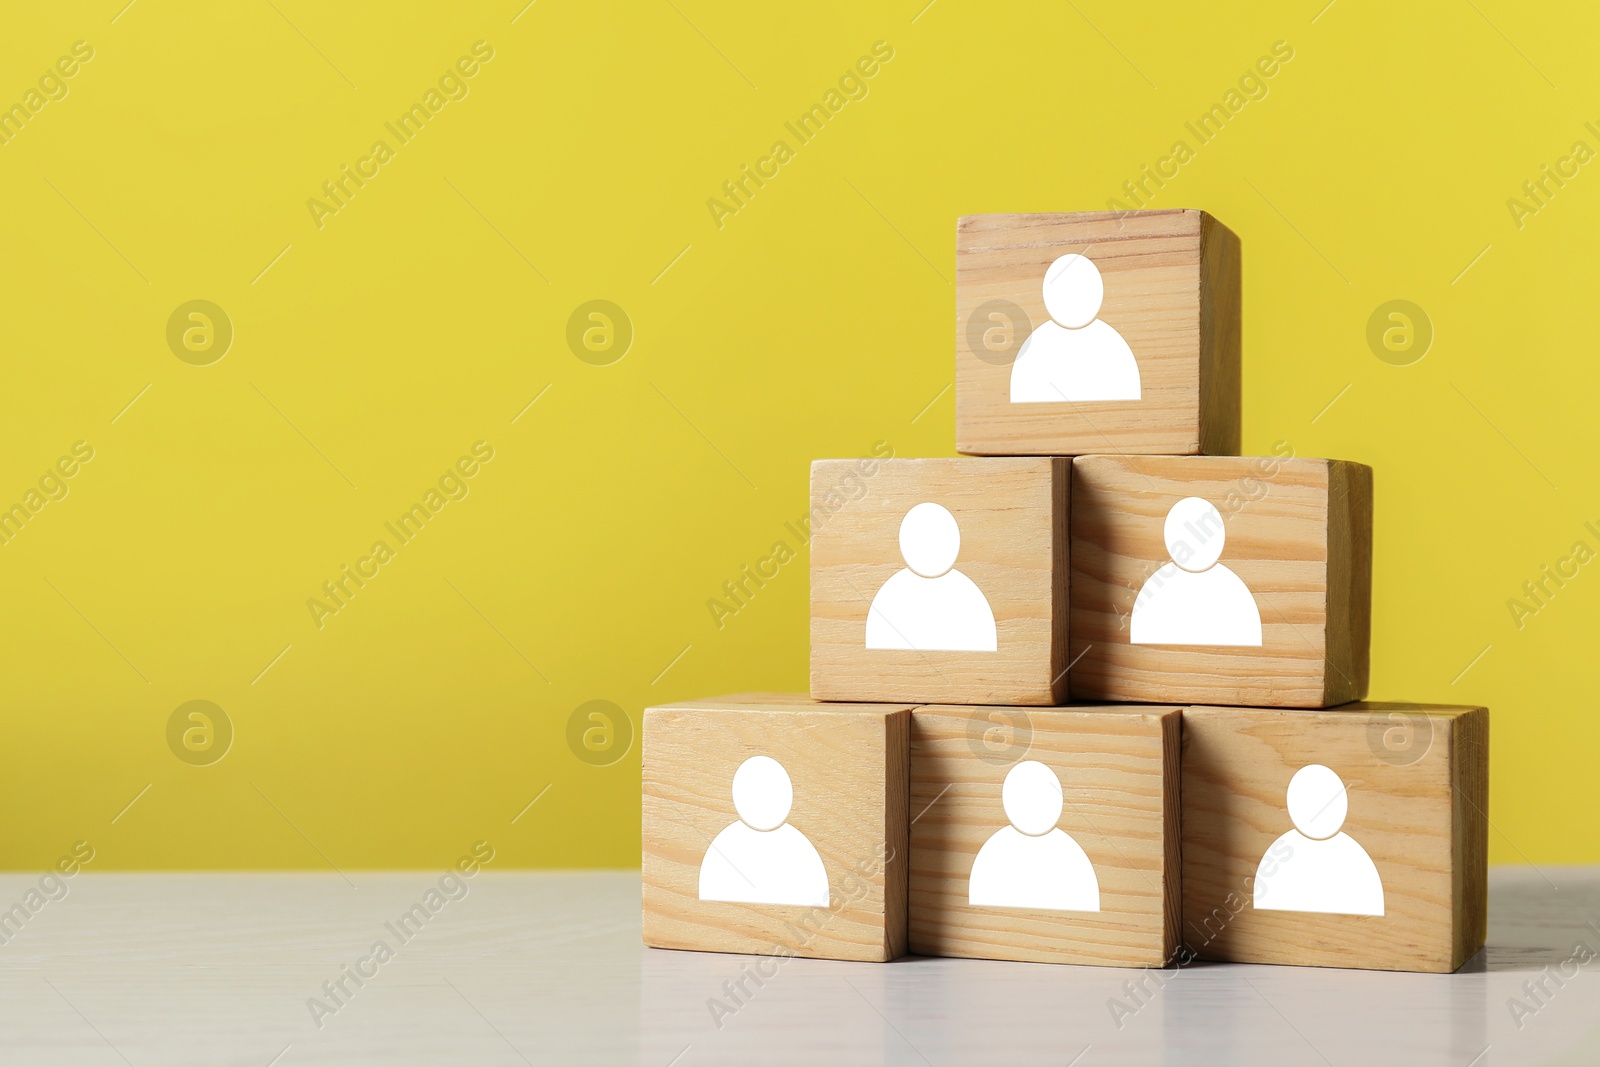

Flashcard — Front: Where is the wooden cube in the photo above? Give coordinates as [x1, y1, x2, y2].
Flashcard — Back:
[908, 704, 1181, 966]
[1181, 703, 1488, 973]
[641, 695, 910, 962]
[955, 210, 1240, 457]
[809, 457, 1068, 705]
[1069, 453, 1372, 708]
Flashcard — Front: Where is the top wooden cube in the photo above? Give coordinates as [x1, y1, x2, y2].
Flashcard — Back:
[955, 210, 1240, 456]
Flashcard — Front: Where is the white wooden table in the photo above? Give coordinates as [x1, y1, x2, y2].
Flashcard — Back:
[0, 867, 1594, 1064]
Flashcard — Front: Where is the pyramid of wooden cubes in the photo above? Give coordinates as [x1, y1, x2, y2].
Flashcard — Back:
[642, 210, 1488, 974]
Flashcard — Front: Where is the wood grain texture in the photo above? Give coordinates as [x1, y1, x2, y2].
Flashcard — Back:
[1451, 704, 1491, 967]
[1181, 703, 1489, 973]
[1197, 215, 1242, 456]
[955, 210, 1240, 456]
[642, 696, 911, 962]
[810, 457, 1068, 705]
[1325, 460, 1374, 705]
[1069, 454, 1373, 708]
[908, 705, 1180, 966]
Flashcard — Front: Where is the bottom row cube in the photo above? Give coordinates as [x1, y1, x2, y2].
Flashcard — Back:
[640, 695, 1487, 974]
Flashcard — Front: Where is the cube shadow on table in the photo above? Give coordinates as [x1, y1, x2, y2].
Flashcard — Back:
[642, 695, 910, 962]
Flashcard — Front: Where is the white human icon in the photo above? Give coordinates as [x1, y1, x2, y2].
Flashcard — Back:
[968, 760, 1100, 911]
[698, 756, 829, 907]
[1254, 764, 1384, 916]
[865, 502, 998, 652]
[1130, 497, 1263, 646]
[1010, 253, 1141, 403]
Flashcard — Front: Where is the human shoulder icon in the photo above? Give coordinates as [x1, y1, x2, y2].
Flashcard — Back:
[1253, 764, 1384, 917]
[865, 501, 998, 652]
[968, 760, 1100, 912]
[698, 756, 829, 907]
[1130, 497, 1263, 647]
[1010, 252, 1141, 403]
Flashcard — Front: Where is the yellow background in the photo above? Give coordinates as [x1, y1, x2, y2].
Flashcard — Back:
[1, 0, 1594, 870]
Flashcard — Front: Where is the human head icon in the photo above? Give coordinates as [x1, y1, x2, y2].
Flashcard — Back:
[970, 758, 1100, 911]
[730, 755, 793, 831]
[899, 502, 962, 579]
[701, 754, 829, 907]
[1285, 764, 1350, 840]
[1252, 762, 1383, 917]
[867, 501, 998, 652]
[1163, 496, 1226, 573]
[1001, 760, 1064, 837]
[1041, 253, 1104, 329]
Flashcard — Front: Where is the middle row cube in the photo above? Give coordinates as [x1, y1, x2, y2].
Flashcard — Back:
[810, 455, 1372, 709]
